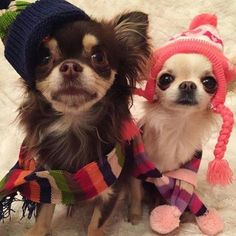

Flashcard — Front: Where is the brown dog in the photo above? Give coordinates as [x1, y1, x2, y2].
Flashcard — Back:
[15, 11, 151, 236]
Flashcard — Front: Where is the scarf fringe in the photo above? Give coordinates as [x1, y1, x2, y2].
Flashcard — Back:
[0, 192, 17, 222]
[21, 197, 37, 220]
[0, 193, 37, 222]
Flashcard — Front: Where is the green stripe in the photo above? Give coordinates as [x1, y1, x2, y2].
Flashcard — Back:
[0, 176, 7, 190]
[15, 1, 31, 12]
[0, 176, 9, 200]
[49, 171, 75, 205]
[0, 1, 31, 39]
[115, 144, 125, 167]
[0, 11, 18, 38]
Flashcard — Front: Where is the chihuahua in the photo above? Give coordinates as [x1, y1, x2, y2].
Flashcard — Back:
[17, 11, 151, 236]
[129, 53, 221, 224]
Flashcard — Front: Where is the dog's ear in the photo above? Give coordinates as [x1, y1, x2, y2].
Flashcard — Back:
[113, 11, 149, 49]
[228, 56, 236, 93]
[112, 11, 151, 83]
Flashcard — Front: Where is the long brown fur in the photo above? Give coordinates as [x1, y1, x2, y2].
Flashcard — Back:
[15, 11, 151, 236]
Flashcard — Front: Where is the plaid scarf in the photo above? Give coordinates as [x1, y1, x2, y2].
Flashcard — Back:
[0, 121, 162, 221]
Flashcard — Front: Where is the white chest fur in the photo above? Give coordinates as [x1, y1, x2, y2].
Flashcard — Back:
[141, 103, 214, 173]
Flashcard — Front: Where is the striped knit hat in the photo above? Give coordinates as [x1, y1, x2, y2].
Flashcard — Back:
[136, 14, 236, 186]
[0, 1, 32, 39]
[0, 0, 89, 86]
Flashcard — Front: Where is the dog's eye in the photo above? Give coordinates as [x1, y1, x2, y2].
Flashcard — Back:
[37, 47, 52, 66]
[158, 73, 175, 90]
[201, 76, 217, 94]
[91, 51, 108, 68]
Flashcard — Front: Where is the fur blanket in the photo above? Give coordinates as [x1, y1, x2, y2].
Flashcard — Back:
[0, 0, 236, 235]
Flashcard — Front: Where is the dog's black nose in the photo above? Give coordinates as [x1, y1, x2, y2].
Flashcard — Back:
[179, 81, 197, 92]
[60, 61, 83, 80]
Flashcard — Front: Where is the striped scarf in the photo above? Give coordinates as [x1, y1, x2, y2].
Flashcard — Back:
[0, 120, 206, 222]
[0, 144, 125, 205]
[0, 121, 162, 221]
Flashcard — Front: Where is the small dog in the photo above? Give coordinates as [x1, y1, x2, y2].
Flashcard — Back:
[129, 14, 236, 235]
[142, 53, 217, 172]
[16, 11, 151, 236]
[129, 53, 223, 224]
[129, 54, 236, 227]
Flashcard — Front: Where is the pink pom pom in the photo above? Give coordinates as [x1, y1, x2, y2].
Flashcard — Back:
[207, 159, 233, 185]
[196, 208, 224, 235]
[189, 13, 217, 30]
[150, 205, 181, 234]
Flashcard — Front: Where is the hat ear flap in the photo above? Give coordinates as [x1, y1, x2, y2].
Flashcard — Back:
[207, 104, 234, 185]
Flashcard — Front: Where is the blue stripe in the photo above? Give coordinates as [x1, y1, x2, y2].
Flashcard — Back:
[25, 172, 51, 203]
[98, 160, 117, 187]
[38, 177, 51, 203]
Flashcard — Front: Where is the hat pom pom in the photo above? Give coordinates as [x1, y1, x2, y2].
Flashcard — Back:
[189, 13, 217, 30]
[207, 159, 233, 186]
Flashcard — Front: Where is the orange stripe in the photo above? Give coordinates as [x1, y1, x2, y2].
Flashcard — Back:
[29, 181, 41, 203]
[86, 164, 108, 193]
[14, 171, 32, 186]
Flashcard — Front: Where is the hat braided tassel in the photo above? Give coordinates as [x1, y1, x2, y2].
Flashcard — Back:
[207, 104, 234, 185]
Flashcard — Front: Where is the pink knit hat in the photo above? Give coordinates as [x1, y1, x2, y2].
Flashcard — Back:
[136, 14, 236, 186]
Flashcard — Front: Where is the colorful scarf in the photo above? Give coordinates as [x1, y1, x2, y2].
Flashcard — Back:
[0, 119, 209, 223]
[0, 121, 162, 221]
[0, 144, 125, 205]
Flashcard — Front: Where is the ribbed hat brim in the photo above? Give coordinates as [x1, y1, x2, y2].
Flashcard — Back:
[151, 39, 230, 106]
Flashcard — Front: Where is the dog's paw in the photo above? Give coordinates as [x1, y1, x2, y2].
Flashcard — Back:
[87, 227, 105, 236]
[24, 228, 52, 236]
[127, 213, 142, 225]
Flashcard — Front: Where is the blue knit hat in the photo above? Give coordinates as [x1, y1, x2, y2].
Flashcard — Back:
[3, 0, 90, 86]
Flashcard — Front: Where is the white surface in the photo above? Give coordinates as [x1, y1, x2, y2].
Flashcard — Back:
[0, 0, 236, 235]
